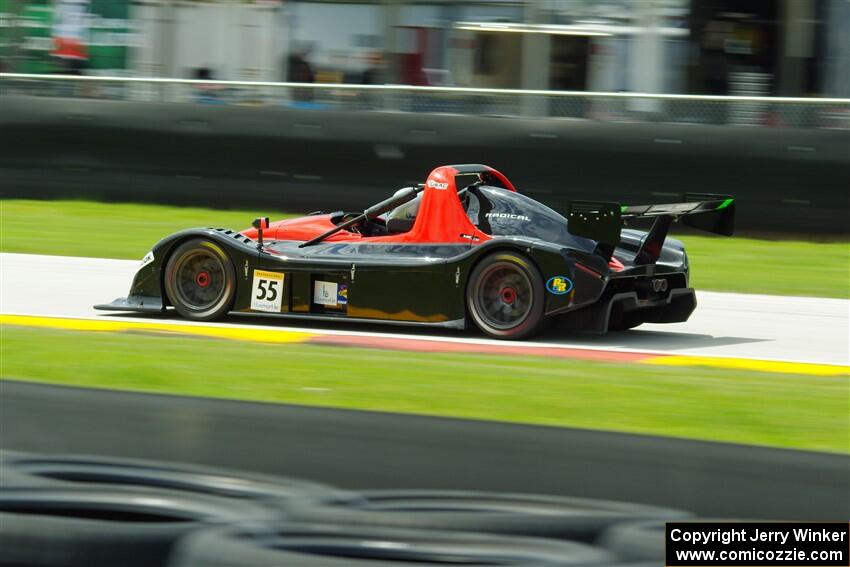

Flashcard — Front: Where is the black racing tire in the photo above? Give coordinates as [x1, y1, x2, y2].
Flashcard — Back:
[167, 522, 616, 567]
[282, 490, 691, 543]
[164, 239, 236, 321]
[466, 251, 546, 340]
[0, 486, 275, 567]
[0, 452, 335, 503]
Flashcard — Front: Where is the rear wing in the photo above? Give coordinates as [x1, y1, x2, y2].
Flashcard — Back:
[568, 194, 734, 265]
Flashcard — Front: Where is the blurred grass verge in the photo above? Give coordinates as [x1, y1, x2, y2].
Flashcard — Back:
[0, 199, 296, 260]
[2, 326, 847, 454]
[1, 199, 848, 298]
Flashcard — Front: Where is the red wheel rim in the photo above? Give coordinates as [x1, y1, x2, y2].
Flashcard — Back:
[473, 262, 533, 331]
[500, 286, 517, 304]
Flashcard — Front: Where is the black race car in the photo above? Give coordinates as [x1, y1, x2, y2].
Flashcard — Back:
[96, 164, 734, 339]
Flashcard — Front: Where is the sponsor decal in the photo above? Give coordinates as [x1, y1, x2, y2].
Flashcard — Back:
[52, 0, 90, 60]
[139, 250, 154, 269]
[13, 0, 137, 76]
[313, 280, 339, 306]
[546, 276, 573, 295]
[427, 179, 448, 190]
[250, 270, 284, 312]
[485, 212, 531, 222]
[337, 283, 348, 306]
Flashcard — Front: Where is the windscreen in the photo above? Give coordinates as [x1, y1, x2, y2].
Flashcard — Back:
[466, 185, 595, 251]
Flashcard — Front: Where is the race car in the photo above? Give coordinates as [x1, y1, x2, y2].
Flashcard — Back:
[96, 164, 734, 339]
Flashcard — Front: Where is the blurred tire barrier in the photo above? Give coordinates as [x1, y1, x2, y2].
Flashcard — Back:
[0, 451, 335, 502]
[0, 485, 276, 567]
[596, 518, 760, 563]
[596, 519, 666, 562]
[0, 467, 55, 489]
[166, 522, 617, 567]
[281, 489, 692, 542]
[0, 451, 733, 566]
[0, 95, 847, 234]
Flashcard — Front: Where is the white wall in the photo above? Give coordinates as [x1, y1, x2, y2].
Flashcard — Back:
[289, 2, 382, 73]
[130, 2, 283, 81]
[174, 3, 281, 80]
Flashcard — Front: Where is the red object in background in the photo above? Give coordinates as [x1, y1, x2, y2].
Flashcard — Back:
[397, 53, 428, 86]
[52, 37, 87, 60]
[51, 0, 90, 61]
[395, 26, 430, 85]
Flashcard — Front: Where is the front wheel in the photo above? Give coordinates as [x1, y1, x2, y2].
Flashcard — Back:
[466, 252, 545, 340]
[164, 239, 236, 321]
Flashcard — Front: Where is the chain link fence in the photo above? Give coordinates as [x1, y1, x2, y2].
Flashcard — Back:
[2, 73, 849, 130]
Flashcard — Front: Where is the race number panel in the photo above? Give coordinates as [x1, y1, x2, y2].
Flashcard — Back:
[251, 270, 284, 312]
[313, 280, 338, 306]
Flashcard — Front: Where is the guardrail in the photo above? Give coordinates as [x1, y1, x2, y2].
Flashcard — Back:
[2, 73, 848, 129]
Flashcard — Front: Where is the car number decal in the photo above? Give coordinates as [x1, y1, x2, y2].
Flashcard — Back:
[313, 280, 339, 306]
[251, 270, 284, 312]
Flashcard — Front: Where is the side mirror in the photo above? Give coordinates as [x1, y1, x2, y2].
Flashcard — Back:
[252, 217, 270, 250]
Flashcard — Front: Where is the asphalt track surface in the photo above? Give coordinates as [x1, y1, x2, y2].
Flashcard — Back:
[1, 380, 848, 521]
[1, 252, 848, 366]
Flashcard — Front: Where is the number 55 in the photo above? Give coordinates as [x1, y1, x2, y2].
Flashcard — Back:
[256, 280, 279, 301]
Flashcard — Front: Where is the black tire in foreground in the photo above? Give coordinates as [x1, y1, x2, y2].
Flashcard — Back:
[0, 467, 55, 489]
[0, 451, 335, 502]
[597, 518, 758, 563]
[167, 522, 617, 567]
[164, 239, 236, 321]
[282, 490, 691, 542]
[0, 486, 275, 567]
[596, 519, 666, 562]
[466, 252, 546, 339]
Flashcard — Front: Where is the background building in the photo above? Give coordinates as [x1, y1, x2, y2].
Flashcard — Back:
[0, 0, 847, 97]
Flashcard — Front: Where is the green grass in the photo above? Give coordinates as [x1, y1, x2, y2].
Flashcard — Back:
[683, 235, 849, 299]
[0, 200, 295, 260]
[1, 199, 848, 297]
[1, 326, 847, 453]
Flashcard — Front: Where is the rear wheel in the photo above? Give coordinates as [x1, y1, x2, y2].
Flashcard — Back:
[466, 252, 545, 340]
[164, 239, 235, 321]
